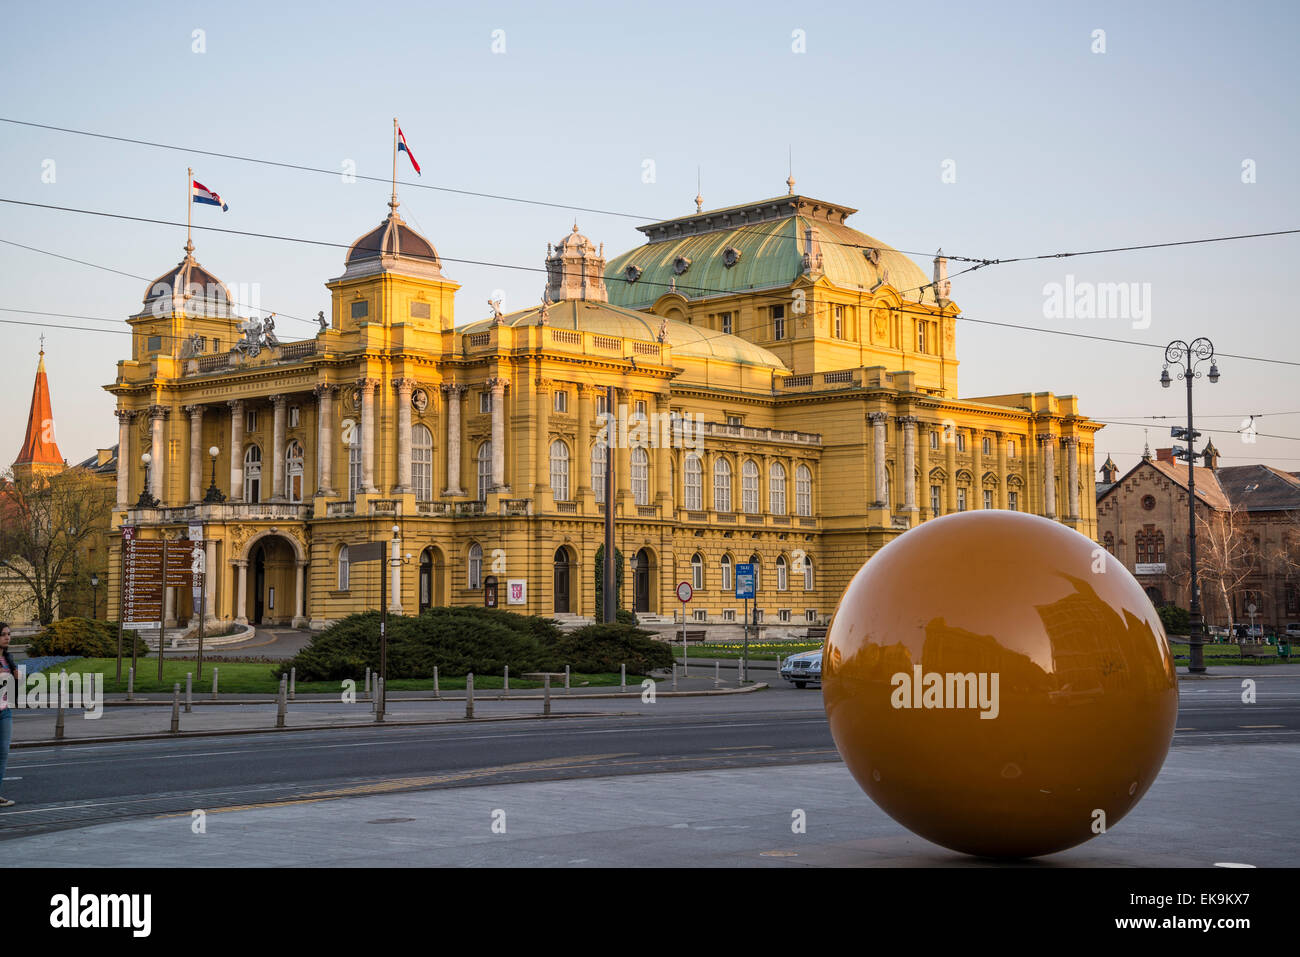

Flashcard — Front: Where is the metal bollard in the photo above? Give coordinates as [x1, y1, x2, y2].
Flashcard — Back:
[465, 673, 474, 719]
[212, 668, 219, 700]
[371, 676, 378, 713]
[433, 666, 440, 699]
[55, 698, 65, 741]
[277, 675, 287, 728]
[365, 667, 371, 700]
[127, 666, 135, 702]
[185, 672, 193, 713]
[290, 667, 296, 701]
[672, 663, 678, 691]
[375, 677, 385, 723]
[543, 673, 551, 717]
[714, 660, 720, 689]
[564, 664, 570, 694]
[170, 683, 181, 733]
[620, 663, 626, 694]
[503, 664, 509, 693]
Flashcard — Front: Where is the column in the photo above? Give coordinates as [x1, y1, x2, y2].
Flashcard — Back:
[1039, 433, 1057, 518]
[869, 412, 888, 507]
[149, 406, 168, 502]
[996, 431, 1008, 509]
[186, 405, 204, 503]
[1065, 435, 1080, 520]
[204, 538, 217, 622]
[615, 389, 632, 507]
[294, 561, 307, 627]
[394, 378, 415, 493]
[534, 377, 551, 496]
[314, 384, 336, 495]
[359, 377, 378, 493]
[576, 384, 593, 498]
[918, 422, 931, 518]
[900, 415, 918, 513]
[945, 428, 957, 513]
[488, 376, 508, 490]
[228, 400, 245, 501]
[164, 584, 176, 628]
[233, 559, 248, 624]
[270, 394, 287, 500]
[115, 409, 133, 508]
[654, 394, 671, 508]
[972, 429, 984, 508]
[389, 533, 402, 614]
[442, 384, 466, 495]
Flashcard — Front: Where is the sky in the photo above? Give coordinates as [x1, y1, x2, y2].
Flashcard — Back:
[1, 0, 1297, 477]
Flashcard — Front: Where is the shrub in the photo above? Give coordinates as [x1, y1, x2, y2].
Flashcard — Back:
[27, 618, 148, 657]
[545, 622, 674, 675]
[615, 609, 638, 626]
[1157, 604, 1190, 636]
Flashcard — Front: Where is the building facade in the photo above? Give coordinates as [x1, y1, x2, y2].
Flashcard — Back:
[104, 187, 1101, 629]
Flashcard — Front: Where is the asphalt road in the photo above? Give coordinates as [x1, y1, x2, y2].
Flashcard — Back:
[2, 674, 1297, 844]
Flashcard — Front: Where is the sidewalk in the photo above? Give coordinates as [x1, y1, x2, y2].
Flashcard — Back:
[7, 676, 767, 747]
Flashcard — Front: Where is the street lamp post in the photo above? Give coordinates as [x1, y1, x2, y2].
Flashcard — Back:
[1162, 337, 1220, 674]
[203, 445, 226, 503]
[136, 452, 159, 508]
[90, 573, 100, 620]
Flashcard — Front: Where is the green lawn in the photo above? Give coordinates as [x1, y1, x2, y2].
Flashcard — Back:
[681, 641, 822, 661]
[41, 658, 650, 695]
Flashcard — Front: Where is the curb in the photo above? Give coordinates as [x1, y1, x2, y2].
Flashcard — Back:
[10, 683, 769, 748]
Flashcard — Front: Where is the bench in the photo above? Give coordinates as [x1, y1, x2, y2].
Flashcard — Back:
[805, 626, 827, 640]
[1238, 642, 1274, 659]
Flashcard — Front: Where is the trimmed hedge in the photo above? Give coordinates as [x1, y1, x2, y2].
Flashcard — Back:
[279, 607, 670, 681]
[27, 618, 148, 657]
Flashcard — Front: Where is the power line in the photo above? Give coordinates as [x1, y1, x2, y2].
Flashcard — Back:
[1090, 418, 1300, 442]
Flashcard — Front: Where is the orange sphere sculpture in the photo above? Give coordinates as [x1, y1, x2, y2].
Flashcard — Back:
[823, 510, 1178, 858]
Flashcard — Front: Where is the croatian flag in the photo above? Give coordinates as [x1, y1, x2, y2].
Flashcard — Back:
[192, 179, 229, 212]
[397, 127, 421, 175]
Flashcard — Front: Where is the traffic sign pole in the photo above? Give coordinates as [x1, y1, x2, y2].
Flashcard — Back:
[676, 580, 693, 677]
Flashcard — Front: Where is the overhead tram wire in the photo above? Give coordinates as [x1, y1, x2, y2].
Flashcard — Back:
[3, 198, 1299, 370]
[9, 116, 1296, 274]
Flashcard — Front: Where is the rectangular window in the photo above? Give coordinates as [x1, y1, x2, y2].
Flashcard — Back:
[834, 306, 843, 338]
[753, 609, 764, 624]
[773, 304, 785, 340]
[931, 485, 941, 514]
[1008, 491, 1018, 511]
[929, 431, 939, 450]
[805, 609, 817, 623]
[984, 489, 993, 510]
[596, 393, 609, 416]
[480, 392, 491, 414]
[726, 415, 742, 427]
[957, 433, 966, 452]
[917, 323, 926, 353]
[1008, 440, 1017, 457]
[410, 301, 431, 319]
[553, 391, 568, 413]
[246, 410, 258, 433]
[147, 335, 162, 353]
[982, 437, 991, 455]
[288, 406, 300, 428]
[722, 609, 736, 622]
[779, 609, 792, 623]
[719, 312, 732, 334]
[350, 300, 368, 320]
[693, 609, 707, 622]
[635, 399, 647, 417]
[957, 488, 968, 511]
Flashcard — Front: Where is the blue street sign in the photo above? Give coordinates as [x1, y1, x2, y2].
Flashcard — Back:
[735, 563, 756, 600]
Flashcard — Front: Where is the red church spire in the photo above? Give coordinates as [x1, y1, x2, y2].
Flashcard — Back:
[13, 341, 64, 477]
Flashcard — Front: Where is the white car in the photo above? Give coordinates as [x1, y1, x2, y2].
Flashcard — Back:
[780, 649, 823, 689]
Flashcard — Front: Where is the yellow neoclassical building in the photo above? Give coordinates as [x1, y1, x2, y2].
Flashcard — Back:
[104, 186, 1100, 630]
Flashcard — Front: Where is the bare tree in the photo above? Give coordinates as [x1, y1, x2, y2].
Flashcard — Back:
[0, 468, 114, 625]
[1168, 504, 1259, 633]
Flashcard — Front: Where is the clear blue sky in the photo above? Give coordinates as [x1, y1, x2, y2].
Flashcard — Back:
[2, 0, 1297, 476]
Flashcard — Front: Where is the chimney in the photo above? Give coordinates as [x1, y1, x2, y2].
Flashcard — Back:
[933, 249, 951, 302]
[1155, 447, 1175, 464]
[97, 448, 114, 467]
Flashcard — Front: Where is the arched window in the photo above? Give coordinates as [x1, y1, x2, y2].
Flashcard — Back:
[631, 447, 650, 505]
[714, 458, 732, 513]
[720, 554, 732, 592]
[550, 440, 570, 501]
[884, 467, 892, 510]
[476, 442, 492, 502]
[285, 439, 304, 503]
[741, 460, 759, 514]
[684, 453, 702, 510]
[770, 462, 787, 515]
[592, 441, 608, 505]
[803, 555, 814, 591]
[244, 445, 262, 503]
[795, 465, 812, 516]
[337, 544, 350, 590]
[468, 543, 483, 589]
[347, 424, 362, 500]
[691, 552, 704, 590]
[749, 553, 762, 592]
[777, 555, 788, 591]
[412, 424, 433, 500]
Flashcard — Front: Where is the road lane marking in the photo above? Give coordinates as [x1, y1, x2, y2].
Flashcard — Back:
[1237, 724, 1285, 729]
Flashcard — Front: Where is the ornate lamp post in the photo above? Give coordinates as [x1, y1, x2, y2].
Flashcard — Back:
[203, 445, 226, 503]
[135, 452, 159, 508]
[90, 573, 100, 620]
[1161, 338, 1220, 674]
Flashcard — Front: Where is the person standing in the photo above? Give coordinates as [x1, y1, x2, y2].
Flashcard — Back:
[0, 622, 15, 808]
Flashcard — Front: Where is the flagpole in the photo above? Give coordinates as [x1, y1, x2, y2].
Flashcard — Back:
[186, 166, 193, 253]
[391, 118, 398, 213]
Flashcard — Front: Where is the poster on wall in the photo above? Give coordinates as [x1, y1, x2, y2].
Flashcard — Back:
[507, 579, 527, 605]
